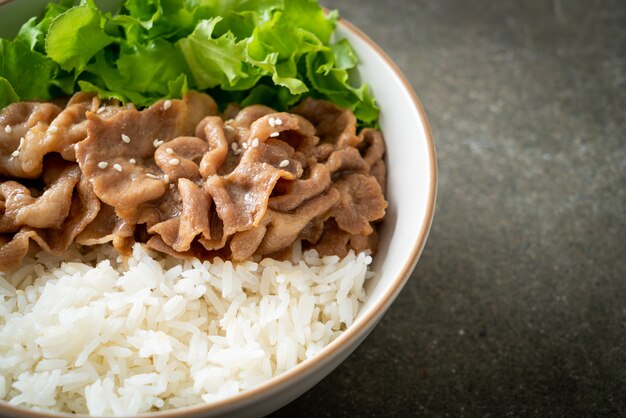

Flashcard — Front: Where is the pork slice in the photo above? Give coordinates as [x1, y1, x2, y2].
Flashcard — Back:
[118, 182, 182, 230]
[195, 116, 247, 177]
[248, 113, 318, 153]
[180, 91, 219, 134]
[223, 103, 242, 120]
[76, 92, 217, 210]
[268, 161, 331, 212]
[0, 228, 38, 271]
[357, 128, 386, 169]
[31, 175, 101, 254]
[349, 230, 379, 255]
[76, 107, 169, 210]
[223, 105, 277, 167]
[205, 138, 302, 236]
[310, 219, 351, 258]
[298, 216, 327, 244]
[230, 189, 340, 260]
[0, 101, 61, 178]
[256, 188, 340, 257]
[229, 222, 267, 262]
[357, 128, 386, 194]
[292, 98, 358, 147]
[197, 208, 228, 251]
[147, 218, 179, 248]
[370, 159, 386, 196]
[145, 235, 219, 260]
[148, 179, 211, 252]
[0, 164, 80, 232]
[309, 143, 335, 162]
[310, 220, 380, 258]
[175, 179, 211, 249]
[196, 116, 228, 178]
[330, 173, 388, 236]
[42, 92, 100, 161]
[155, 136, 210, 182]
[231, 105, 275, 130]
[325, 147, 369, 176]
[75, 203, 135, 255]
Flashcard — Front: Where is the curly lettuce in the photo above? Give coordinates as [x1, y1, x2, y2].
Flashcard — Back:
[0, 0, 378, 125]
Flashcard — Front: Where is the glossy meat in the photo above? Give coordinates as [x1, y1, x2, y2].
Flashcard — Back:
[0, 93, 386, 269]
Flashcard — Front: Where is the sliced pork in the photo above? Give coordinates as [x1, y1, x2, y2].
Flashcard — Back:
[0, 92, 386, 270]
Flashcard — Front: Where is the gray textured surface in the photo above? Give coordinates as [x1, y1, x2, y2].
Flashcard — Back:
[271, 1, 626, 416]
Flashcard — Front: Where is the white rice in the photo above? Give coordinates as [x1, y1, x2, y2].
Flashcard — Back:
[0, 243, 373, 416]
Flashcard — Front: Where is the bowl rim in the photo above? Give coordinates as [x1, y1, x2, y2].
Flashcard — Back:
[0, 12, 438, 418]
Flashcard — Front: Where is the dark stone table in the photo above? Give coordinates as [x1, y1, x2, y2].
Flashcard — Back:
[271, 1, 626, 416]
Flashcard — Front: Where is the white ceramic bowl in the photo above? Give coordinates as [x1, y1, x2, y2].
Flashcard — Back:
[0, 2, 437, 417]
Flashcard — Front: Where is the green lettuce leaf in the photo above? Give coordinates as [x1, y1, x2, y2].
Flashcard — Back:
[1, 0, 379, 125]
[306, 49, 379, 124]
[0, 38, 58, 100]
[78, 80, 127, 102]
[0, 77, 19, 108]
[116, 39, 189, 96]
[15, 2, 74, 52]
[45, 4, 114, 71]
[283, 0, 336, 44]
[178, 18, 253, 90]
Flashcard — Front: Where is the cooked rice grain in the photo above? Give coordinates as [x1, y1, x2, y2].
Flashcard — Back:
[0, 243, 372, 416]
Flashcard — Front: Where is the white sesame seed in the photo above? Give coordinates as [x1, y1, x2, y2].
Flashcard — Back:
[164, 174, 170, 182]
[268, 117, 276, 128]
[4, 125, 12, 134]
[146, 173, 160, 179]
[96, 106, 106, 114]
[153, 139, 164, 148]
[48, 125, 58, 134]
[166, 148, 174, 154]
[18, 137, 24, 149]
[98, 162, 108, 169]
[163, 100, 172, 110]
[251, 138, 259, 148]
[11, 150, 19, 158]
[170, 158, 180, 166]
[242, 142, 248, 149]
[129, 158, 136, 164]
[230, 142, 239, 151]
[269, 132, 279, 138]
[113, 163, 123, 172]
[121, 134, 131, 143]
[279, 159, 289, 168]
[225, 125, 235, 131]
[275, 117, 283, 126]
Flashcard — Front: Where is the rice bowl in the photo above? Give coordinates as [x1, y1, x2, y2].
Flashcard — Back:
[0, 1, 437, 417]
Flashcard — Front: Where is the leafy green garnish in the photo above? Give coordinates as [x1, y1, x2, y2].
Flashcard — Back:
[45, 5, 114, 72]
[0, 77, 20, 109]
[0, 37, 58, 100]
[0, 0, 379, 125]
